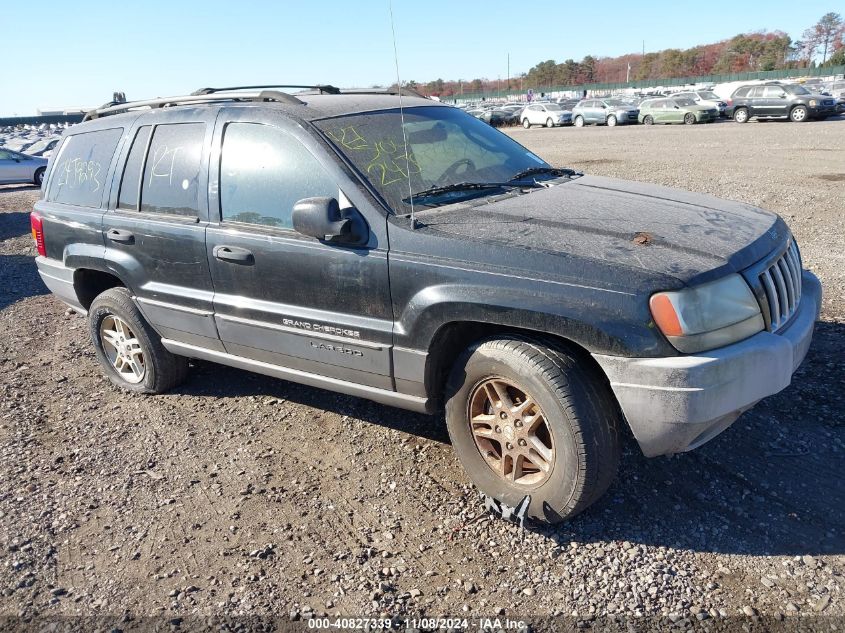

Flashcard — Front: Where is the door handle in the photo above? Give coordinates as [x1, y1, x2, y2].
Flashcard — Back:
[213, 245, 254, 265]
[106, 228, 134, 244]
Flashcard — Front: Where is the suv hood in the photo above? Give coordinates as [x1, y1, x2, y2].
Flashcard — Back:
[419, 174, 786, 285]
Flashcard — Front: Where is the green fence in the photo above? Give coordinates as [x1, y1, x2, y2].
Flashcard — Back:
[451, 65, 845, 102]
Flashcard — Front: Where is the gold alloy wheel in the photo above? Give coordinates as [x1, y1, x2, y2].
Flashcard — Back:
[99, 314, 146, 384]
[468, 377, 555, 486]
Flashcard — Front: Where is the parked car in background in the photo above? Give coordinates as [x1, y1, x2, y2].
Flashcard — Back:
[521, 103, 572, 128]
[0, 148, 48, 185]
[824, 81, 845, 113]
[639, 98, 718, 125]
[467, 108, 507, 127]
[556, 98, 581, 111]
[571, 99, 639, 127]
[24, 137, 61, 157]
[728, 83, 837, 123]
[499, 104, 526, 126]
[671, 90, 728, 117]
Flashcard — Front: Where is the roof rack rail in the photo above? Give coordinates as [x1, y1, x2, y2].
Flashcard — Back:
[191, 84, 341, 96]
[82, 89, 305, 121]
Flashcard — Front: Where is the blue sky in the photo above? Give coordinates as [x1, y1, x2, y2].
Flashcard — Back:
[1, 0, 837, 115]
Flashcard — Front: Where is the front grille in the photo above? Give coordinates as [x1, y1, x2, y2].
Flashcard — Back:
[759, 240, 802, 331]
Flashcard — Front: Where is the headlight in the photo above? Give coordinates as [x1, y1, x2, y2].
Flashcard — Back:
[649, 274, 764, 353]
[809, 99, 817, 107]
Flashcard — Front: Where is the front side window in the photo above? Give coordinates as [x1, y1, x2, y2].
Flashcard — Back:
[315, 106, 554, 213]
[47, 128, 123, 207]
[220, 123, 338, 229]
[140, 123, 205, 216]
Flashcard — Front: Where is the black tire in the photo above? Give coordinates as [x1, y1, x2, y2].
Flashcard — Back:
[790, 105, 808, 123]
[606, 114, 617, 127]
[733, 107, 749, 123]
[522, 118, 531, 129]
[34, 168, 45, 186]
[684, 112, 696, 125]
[444, 336, 621, 524]
[89, 287, 188, 394]
[545, 118, 555, 128]
[574, 115, 584, 128]
[643, 115, 654, 125]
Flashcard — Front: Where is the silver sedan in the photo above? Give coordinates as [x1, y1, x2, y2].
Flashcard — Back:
[0, 148, 48, 186]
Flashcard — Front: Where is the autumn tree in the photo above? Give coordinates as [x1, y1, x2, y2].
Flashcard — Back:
[803, 12, 843, 63]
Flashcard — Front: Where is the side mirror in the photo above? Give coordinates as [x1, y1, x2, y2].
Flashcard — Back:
[292, 197, 367, 245]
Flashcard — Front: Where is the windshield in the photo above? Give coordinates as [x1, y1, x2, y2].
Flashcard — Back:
[698, 91, 719, 100]
[786, 85, 811, 95]
[315, 106, 552, 213]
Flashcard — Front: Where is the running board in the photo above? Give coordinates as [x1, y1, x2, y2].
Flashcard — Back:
[161, 339, 431, 414]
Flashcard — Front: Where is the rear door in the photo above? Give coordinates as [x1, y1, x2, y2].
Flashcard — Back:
[204, 107, 394, 390]
[102, 108, 221, 351]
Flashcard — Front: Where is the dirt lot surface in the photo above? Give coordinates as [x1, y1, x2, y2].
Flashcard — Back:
[1, 119, 843, 630]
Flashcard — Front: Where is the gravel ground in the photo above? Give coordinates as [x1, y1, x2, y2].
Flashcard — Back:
[0, 119, 843, 631]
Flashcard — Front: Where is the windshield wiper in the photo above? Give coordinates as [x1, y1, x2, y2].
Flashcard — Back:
[508, 166, 578, 182]
[405, 181, 541, 203]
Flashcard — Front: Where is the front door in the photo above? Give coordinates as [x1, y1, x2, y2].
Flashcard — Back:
[205, 108, 394, 390]
[103, 109, 221, 352]
[0, 150, 30, 183]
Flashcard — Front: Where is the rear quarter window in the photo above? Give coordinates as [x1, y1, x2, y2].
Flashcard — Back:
[47, 128, 123, 207]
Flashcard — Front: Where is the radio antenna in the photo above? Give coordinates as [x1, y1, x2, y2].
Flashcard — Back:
[388, 0, 416, 229]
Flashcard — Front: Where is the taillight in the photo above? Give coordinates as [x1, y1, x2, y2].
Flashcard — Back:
[30, 212, 46, 257]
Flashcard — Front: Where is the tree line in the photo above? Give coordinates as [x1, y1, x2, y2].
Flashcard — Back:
[409, 12, 844, 97]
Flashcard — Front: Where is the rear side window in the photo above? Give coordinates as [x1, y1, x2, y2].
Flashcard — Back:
[219, 122, 337, 229]
[140, 123, 205, 216]
[117, 126, 152, 210]
[48, 128, 123, 208]
[733, 87, 750, 98]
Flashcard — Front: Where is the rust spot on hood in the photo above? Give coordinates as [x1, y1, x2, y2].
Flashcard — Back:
[632, 231, 653, 245]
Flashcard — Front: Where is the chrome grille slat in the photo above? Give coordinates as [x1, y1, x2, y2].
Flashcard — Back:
[757, 239, 803, 332]
[778, 259, 795, 313]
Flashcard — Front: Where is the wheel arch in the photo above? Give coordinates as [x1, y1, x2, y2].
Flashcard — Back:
[73, 267, 125, 311]
[423, 318, 616, 407]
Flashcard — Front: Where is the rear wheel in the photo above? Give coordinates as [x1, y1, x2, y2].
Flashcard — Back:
[545, 118, 555, 128]
[684, 112, 696, 125]
[643, 115, 654, 125]
[89, 287, 188, 394]
[522, 118, 531, 129]
[34, 168, 45, 186]
[733, 108, 749, 123]
[574, 115, 584, 128]
[606, 115, 617, 127]
[444, 337, 621, 524]
[790, 105, 808, 122]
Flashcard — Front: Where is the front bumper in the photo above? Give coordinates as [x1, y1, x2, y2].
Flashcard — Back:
[593, 271, 821, 457]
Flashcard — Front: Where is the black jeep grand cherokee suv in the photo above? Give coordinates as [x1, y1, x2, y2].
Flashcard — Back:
[728, 82, 838, 123]
[33, 85, 821, 523]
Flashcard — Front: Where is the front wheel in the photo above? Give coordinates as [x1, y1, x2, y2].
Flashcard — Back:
[444, 337, 621, 524]
[522, 118, 531, 129]
[574, 115, 584, 128]
[545, 118, 555, 128]
[684, 112, 696, 125]
[643, 115, 654, 125]
[606, 115, 617, 127]
[89, 287, 188, 394]
[790, 105, 808, 122]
